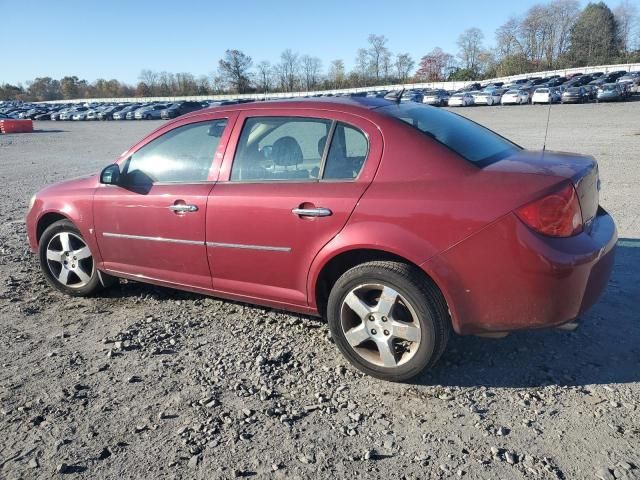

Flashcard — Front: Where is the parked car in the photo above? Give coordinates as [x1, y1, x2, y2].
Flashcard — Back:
[113, 105, 140, 120]
[160, 101, 204, 119]
[135, 104, 169, 120]
[531, 87, 560, 104]
[24, 97, 617, 381]
[447, 92, 474, 106]
[400, 90, 424, 103]
[561, 86, 587, 103]
[617, 73, 640, 93]
[602, 71, 626, 83]
[583, 85, 597, 100]
[422, 90, 450, 106]
[472, 90, 501, 106]
[98, 105, 126, 121]
[596, 83, 625, 102]
[501, 89, 529, 105]
[72, 110, 91, 121]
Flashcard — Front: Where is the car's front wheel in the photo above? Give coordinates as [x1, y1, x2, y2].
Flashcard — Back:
[327, 261, 450, 382]
[39, 220, 101, 296]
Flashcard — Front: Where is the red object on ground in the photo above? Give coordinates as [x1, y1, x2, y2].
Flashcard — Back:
[0, 119, 34, 133]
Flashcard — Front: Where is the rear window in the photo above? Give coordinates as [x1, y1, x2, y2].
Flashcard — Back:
[378, 103, 520, 167]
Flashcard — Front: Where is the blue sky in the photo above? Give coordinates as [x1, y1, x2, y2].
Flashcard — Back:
[1, 0, 618, 85]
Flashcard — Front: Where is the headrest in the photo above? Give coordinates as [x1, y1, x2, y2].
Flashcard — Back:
[272, 136, 303, 167]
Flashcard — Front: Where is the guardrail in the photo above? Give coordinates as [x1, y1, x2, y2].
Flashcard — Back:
[32, 62, 640, 105]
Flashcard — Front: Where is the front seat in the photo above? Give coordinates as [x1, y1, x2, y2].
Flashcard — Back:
[271, 136, 308, 179]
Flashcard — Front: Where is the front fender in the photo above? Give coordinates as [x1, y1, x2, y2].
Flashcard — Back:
[26, 182, 101, 265]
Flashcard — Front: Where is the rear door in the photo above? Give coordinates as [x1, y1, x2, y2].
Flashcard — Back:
[206, 109, 382, 308]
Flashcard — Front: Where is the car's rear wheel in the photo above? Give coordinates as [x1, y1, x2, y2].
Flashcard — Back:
[39, 220, 101, 296]
[327, 261, 450, 382]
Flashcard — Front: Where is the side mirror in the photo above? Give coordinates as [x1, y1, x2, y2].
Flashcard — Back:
[100, 164, 121, 185]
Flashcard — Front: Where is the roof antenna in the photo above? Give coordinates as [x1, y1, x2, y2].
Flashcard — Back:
[541, 89, 553, 155]
[384, 88, 405, 104]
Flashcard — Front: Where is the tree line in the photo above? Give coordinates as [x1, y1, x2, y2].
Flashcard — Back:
[2, 1, 638, 102]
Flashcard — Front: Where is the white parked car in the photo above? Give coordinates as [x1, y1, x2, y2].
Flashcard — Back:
[531, 88, 560, 104]
[472, 90, 502, 106]
[447, 92, 474, 107]
[501, 89, 529, 105]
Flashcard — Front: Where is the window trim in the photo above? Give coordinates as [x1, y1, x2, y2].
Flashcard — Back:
[120, 118, 228, 185]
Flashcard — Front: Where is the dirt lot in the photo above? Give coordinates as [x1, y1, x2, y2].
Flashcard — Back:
[0, 103, 638, 480]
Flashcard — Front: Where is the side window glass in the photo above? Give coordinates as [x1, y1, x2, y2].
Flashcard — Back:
[231, 117, 331, 181]
[323, 123, 368, 180]
[123, 119, 227, 185]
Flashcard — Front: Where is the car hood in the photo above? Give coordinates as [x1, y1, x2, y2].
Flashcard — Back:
[37, 174, 99, 197]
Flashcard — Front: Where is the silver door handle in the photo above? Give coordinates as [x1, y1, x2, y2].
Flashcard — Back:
[169, 204, 198, 213]
[291, 207, 332, 217]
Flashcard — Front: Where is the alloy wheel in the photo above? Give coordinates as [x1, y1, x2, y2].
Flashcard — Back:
[45, 232, 94, 288]
[340, 283, 422, 368]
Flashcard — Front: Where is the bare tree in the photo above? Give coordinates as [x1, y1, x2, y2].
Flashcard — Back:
[138, 69, 158, 94]
[256, 61, 273, 94]
[301, 55, 322, 91]
[366, 34, 391, 81]
[218, 49, 253, 93]
[550, 0, 580, 62]
[615, 0, 638, 53]
[279, 49, 299, 92]
[457, 28, 484, 73]
[395, 53, 414, 82]
[328, 59, 346, 88]
[354, 48, 370, 81]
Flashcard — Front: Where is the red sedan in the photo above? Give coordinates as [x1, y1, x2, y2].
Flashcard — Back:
[25, 97, 616, 381]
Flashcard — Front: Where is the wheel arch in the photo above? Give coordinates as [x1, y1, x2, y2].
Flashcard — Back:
[36, 212, 70, 244]
[311, 247, 453, 325]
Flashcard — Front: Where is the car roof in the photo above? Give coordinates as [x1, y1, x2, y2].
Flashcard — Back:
[181, 96, 394, 121]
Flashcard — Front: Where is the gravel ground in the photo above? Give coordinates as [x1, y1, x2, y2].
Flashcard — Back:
[0, 103, 638, 479]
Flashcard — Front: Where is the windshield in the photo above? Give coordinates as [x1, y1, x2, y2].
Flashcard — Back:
[536, 88, 549, 93]
[378, 103, 520, 167]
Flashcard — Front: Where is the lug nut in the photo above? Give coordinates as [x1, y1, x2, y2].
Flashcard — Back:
[384, 330, 390, 336]
[382, 316, 388, 322]
[368, 315, 375, 321]
[73, 256, 77, 260]
[371, 329, 377, 335]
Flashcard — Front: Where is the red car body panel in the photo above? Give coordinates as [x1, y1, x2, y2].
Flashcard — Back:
[25, 98, 617, 334]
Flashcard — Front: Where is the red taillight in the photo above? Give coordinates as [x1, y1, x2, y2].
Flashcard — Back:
[515, 183, 583, 237]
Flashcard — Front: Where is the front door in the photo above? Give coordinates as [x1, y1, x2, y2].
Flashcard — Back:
[94, 116, 233, 291]
[206, 110, 381, 308]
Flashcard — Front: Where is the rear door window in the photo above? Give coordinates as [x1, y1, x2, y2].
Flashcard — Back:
[230, 117, 331, 181]
[323, 123, 368, 180]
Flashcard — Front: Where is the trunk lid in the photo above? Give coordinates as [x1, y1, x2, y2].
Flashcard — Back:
[484, 150, 600, 224]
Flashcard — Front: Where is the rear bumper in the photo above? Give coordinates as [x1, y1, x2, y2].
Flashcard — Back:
[423, 208, 617, 335]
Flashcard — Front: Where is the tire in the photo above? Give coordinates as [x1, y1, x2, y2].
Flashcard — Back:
[327, 261, 451, 382]
[38, 219, 101, 296]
